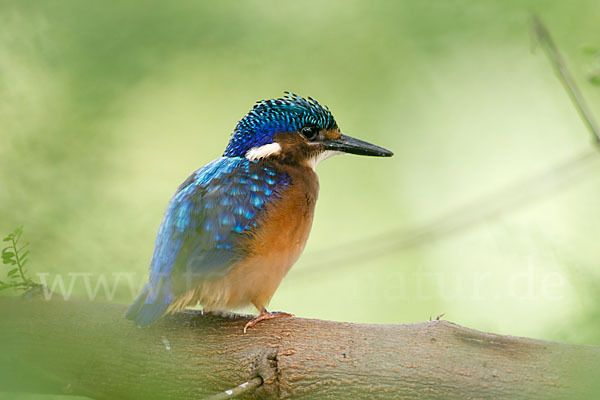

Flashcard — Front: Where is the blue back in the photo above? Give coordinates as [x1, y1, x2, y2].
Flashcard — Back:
[126, 157, 290, 325]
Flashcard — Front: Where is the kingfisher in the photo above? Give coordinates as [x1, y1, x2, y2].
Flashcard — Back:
[126, 92, 393, 332]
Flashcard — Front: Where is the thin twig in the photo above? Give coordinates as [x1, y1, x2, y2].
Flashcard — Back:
[204, 376, 263, 400]
[532, 15, 600, 144]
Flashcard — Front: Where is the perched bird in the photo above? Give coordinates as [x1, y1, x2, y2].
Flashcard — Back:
[126, 92, 393, 332]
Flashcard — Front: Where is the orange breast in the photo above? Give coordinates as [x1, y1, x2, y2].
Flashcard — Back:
[167, 164, 319, 314]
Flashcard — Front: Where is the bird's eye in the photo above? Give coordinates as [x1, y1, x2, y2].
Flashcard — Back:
[300, 126, 319, 141]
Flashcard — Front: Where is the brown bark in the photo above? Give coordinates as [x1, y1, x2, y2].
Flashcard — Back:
[0, 296, 598, 399]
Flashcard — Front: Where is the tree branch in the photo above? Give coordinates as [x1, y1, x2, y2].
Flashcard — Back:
[0, 297, 598, 399]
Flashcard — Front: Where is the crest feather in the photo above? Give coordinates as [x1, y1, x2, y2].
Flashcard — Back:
[223, 92, 337, 157]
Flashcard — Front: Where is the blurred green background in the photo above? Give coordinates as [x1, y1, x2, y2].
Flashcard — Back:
[2, 0, 600, 360]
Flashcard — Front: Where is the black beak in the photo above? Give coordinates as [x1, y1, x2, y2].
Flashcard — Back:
[321, 134, 394, 157]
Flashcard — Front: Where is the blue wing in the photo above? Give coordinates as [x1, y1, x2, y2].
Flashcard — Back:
[126, 157, 290, 326]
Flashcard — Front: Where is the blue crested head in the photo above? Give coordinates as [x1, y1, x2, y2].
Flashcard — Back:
[223, 92, 337, 157]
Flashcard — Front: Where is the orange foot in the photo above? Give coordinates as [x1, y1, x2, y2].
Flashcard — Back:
[243, 309, 294, 333]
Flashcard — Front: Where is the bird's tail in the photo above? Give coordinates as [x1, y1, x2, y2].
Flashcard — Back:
[125, 281, 173, 327]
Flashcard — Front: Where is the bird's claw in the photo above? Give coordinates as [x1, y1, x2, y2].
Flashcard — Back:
[243, 310, 294, 333]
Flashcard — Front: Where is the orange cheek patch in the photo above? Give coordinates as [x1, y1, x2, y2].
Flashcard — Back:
[324, 128, 341, 140]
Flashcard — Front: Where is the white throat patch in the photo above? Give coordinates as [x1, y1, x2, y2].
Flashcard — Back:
[245, 142, 282, 161]
[307, 150, 344, 171]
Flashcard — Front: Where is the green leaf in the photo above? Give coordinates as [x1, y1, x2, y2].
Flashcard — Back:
[589, 74, 600, 86]
[0, 226, 38, 292]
